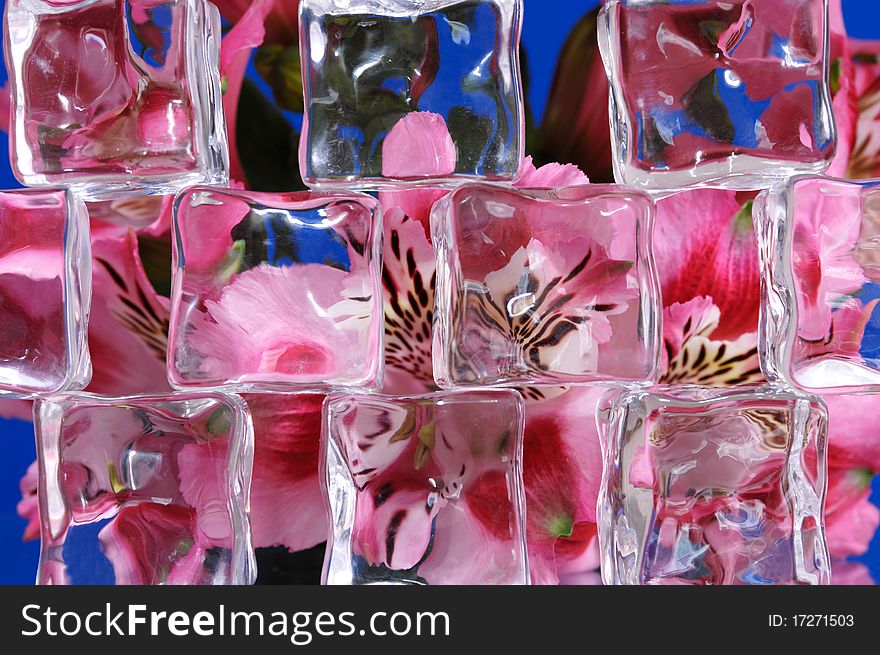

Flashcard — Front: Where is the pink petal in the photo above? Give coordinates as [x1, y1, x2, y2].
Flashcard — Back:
[0, 82, 9, 133]
[831, 560, 875, 585]
[825, 470, 879, 559]
[243, 393, 327, 552]
[16, 461, 40, 542]
[87, 231, 171, 394]
[0, 400, 33, 422]
[381, 112, 457, 178]
[514, 156, 590, 188]
[187, 263, 370, 383]
[825, 394, 880, 472]
[97, 503, 201, 585]
[522, 387, 605, 584]
[220, 0, 275, 184]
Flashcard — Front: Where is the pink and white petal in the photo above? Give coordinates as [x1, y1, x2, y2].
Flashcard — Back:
[380, 206, 437, 391]
[514, 155, 590, 188]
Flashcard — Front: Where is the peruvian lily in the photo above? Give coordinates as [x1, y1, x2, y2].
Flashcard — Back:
[377, 153, 589, 391]
[16, 461, 39, 542]
[522, 386, 604, 585]
[87, 228, 172, 394]
[97, 503, 210, 585]
[218, 0, 278, 184]
[654, 189, 761, 342]
[661, 298, 762, 386]
[465, 236, 636, 379]
[184, 263, 374, 384]
[844, 39, 880, 179]
[826, 0, 859, 178]
[831, 560, 874, 585]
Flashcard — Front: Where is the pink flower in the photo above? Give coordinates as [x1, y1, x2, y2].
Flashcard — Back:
[213, 0, 298, 47]
[823, 394, 880, 560]
[471, 237, 636, 376]
[514, 156, 590, 188]
[182, 263, 375, 385]
[843, 39, 880, 179]
[379, 192, 439, 393]
[338, 396, 528, 584]
[826, 0, 858, 178]
[0, 400, 33, 421]
[522, 387, 605, 584]
[831, 560, 874, 585]
[16, 461, 39, 542]
[537, 8, 613, 182]
[381, 112, 457, 179]
[243, 393, 327, 552]
[87, 230, 171, 394]
[219, 0, 276, 184]
[97, 503, 218, 585]
[157, 393, 327, 555]
[661, 297, 762, 386]
[655, 189, 761, 342]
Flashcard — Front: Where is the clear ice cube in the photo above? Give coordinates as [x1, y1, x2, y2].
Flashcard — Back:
[34, 392, 255, 585]
[299, 0, 524, 187]
[598, 0, 836, 190]
[322, 390, 529, 584]
[431, 183, 660, 387]
[169, 187, 384, 392]
[5, 0, 228, 200]
[598, 386, 830, 585]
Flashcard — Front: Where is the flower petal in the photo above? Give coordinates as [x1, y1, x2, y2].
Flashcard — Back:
[381, 112, 457, 178]
[88, 231, 171, 394]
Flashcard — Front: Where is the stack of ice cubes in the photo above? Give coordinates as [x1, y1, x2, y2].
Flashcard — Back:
[3, 0, 864, 585]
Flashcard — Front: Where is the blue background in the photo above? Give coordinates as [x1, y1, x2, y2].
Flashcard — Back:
[0, 0, 879, 584]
